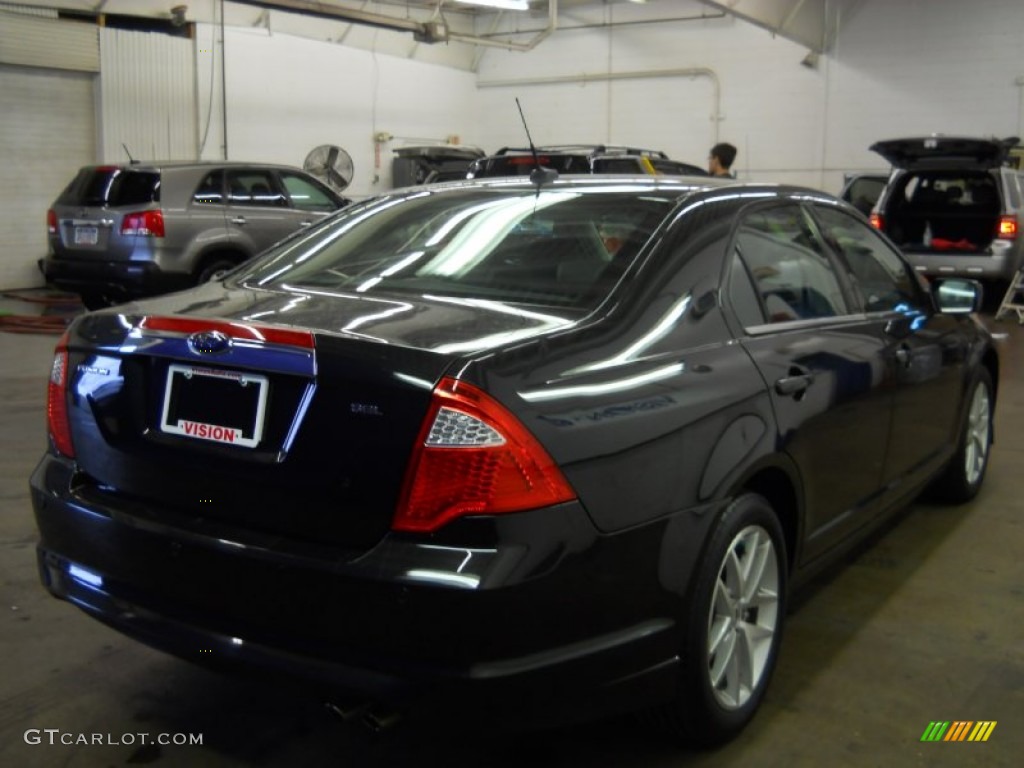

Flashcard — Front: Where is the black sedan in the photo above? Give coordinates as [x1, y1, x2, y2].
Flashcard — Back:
[31, 176, 997, 745]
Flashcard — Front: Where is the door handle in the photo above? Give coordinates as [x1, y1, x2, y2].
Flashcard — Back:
[895, 345, 912, 368]
[775, 365, 814, 397]
[299, 220, 313, 227]
[231, 217, 247, 225]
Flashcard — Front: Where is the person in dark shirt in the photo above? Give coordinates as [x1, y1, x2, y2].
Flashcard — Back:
[709, 142, 737, 177]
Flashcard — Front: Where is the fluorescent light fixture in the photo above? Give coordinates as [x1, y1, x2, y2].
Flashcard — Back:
[453, 0, 530, 10]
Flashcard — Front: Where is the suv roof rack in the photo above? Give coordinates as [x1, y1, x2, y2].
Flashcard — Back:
[492, 145, 670, 159]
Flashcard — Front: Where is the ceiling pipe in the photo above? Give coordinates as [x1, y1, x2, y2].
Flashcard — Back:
[449, 0, 558, 52]
[230, 0, 558, 51]
[477, 67, 723, 143]
[232, 0, 428, 36]
[475, 8, 725, 38]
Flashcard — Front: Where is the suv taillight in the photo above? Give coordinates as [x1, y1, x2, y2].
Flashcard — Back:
[393, 377, 576, 533]
[997, 214, 1018, 240]
[869, 213, 884, 231]
[47, 333, 75, 458]
[121, 210, 165, 237]
[47, 209, 57, 235]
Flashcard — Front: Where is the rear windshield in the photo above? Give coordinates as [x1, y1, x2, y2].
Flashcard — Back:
[57, 167, 160, 207]
[889, 171, 1000, 210]
[472, 154, 592, 177]
[237, 187, 679, 309]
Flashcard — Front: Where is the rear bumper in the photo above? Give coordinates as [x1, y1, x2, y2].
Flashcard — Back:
[31, 454, 715, 726]
[41, 255, 191, 301]
[903, 244, 1020, 281]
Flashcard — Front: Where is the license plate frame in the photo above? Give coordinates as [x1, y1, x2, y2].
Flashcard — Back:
[159, 364, 269, 448]
[74, 226, 98, 245]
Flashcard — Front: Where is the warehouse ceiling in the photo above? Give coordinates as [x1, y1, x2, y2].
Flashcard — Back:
[2, 0, 855, 55]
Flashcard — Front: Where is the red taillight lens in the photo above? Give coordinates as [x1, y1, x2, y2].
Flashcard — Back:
[393, 377, 576, 533]
[121, 210, 165, 237]
[997, 214, 1018, 239]
[869, 213, 884, 230]
[47, 209, 57, 235]
[47, 334, 75, 458]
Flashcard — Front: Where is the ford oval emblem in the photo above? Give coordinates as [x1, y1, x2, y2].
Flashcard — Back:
[187, 330, 232, 355]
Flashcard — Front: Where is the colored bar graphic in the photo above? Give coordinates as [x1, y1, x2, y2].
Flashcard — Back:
[968, 722, 997, 742]
[920, 721, 996, 742]
[945, 721, 972, 741]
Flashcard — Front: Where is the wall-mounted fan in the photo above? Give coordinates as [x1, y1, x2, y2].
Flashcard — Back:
[303, 144, 354, 192]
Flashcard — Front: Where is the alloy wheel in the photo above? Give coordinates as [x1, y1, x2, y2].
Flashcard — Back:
[706, 524, 780, 710]
[964, 382, 991, 487]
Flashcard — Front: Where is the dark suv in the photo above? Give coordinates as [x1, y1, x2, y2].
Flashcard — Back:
[868, 136, 1023, 285]
[44, 162, 349, 308]
[466, 144, 707, 179]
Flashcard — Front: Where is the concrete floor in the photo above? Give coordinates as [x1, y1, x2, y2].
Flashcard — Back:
[1, 307, 1021, 768]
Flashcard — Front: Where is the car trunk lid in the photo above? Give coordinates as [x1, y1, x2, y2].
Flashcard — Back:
[62, 286, 577, 552]
[870, 136, 1018, 170]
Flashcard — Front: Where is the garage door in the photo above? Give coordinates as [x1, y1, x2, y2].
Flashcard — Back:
[0, 65, 96, 290]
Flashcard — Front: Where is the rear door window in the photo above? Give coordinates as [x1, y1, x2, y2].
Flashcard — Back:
[735, 205, 848, 323]
[226, 170, 287, 208]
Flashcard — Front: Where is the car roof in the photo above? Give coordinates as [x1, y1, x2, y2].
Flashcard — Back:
[85, 161, 309, 173]
[392, 175, 843, 205]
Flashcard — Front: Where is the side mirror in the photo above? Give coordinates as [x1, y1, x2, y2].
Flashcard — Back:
[933, 278, 982, 314]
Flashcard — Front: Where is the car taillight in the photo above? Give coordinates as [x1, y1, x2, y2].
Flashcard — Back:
[47, 333, 75, 458]
[393, 377, 576, 533]
[997, 214, 1017, 239]
[47, 209, 57, 235]
[869, 213, 884, 230]
[121, 210, 164, 237]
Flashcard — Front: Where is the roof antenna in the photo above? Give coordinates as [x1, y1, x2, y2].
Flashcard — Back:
[515, 97, 557, 188]
[122, 143, 137, 164]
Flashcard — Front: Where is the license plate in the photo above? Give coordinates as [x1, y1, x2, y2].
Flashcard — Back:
[74, 226, 98, 245]
[159, 364, 268, 448]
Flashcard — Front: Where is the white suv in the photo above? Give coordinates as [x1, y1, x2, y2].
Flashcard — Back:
[868, 136, 1023, 287]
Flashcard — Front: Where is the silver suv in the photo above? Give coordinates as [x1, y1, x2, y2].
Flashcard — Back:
[868, 136, 1023, 285]
[44, 162, 348, 308]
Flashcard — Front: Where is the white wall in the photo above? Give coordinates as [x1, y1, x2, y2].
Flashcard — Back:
[475, 0, 1024, 195]
[195, 24, 479, 199]
[824, 0, 1024, 191]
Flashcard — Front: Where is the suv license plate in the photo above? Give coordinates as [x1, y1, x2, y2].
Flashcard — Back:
[74, 226, 98, 245]
[159, 364, 268, 448]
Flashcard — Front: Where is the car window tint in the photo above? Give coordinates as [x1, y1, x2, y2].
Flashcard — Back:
[842, 176, 886, 215]
[735, 205, 847, 322]
[237, 188, 676, 310]
[226, 170, 287, 207]
[727, 250, 765, 328]
[58, 168, 160, 206]
[280, 172, 336, 212]
[813, 205, 923, 313]
[193, 170, 224, 205]
[593, 157, 642, 174]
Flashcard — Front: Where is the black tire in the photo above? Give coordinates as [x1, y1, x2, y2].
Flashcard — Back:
[195, 257, 237, 284]
[657, 493, 787, 747]
[79, 291, 110, 311]
[929, 368, 994, 504]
